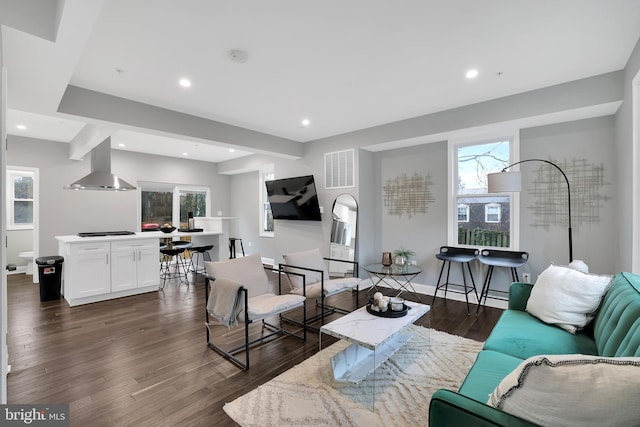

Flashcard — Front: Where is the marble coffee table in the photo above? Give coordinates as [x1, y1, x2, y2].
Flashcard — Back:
[319, 300, 431, 384]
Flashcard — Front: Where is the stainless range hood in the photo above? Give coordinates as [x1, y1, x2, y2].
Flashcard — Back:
[65, 137, 136, 191]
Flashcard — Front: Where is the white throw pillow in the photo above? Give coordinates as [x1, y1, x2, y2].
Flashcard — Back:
[526, 264, 612, 333]
[282, 248, 329, 290]
[488, 354, 640, 427]
[567, 259, 589, 273]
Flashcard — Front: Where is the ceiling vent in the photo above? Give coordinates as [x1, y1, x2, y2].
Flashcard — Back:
[325, 149, 354, 189]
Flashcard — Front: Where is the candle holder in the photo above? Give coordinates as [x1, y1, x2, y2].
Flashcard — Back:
[381, 252, 392, 266]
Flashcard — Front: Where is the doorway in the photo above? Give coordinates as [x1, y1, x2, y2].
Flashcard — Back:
[6, 166, 39, 282]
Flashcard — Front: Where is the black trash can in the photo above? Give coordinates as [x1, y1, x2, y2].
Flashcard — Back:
[36, 256, 64, 302]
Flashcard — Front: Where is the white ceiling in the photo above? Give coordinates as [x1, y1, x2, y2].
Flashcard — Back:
[3, 0, 640, 162]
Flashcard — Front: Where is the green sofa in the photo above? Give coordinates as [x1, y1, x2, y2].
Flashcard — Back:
[429, 271, 640, 426]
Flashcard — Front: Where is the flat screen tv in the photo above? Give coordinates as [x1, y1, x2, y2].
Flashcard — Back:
[265, 175, 322, 221]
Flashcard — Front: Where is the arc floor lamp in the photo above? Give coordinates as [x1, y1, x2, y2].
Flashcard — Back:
[487, 159, 573, 263]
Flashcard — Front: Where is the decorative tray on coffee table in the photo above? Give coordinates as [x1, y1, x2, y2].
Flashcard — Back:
[366, 303, 411, 318]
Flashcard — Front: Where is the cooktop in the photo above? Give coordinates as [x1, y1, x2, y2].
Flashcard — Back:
[77, 231, 136, 237]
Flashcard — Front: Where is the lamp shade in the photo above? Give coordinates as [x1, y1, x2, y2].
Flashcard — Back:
[488, 171, 522, 193]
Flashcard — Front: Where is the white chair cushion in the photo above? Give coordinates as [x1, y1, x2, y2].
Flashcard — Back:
[291, 277, 360, 298]
[487, 354, 640, 426]
[282, 248, 330, 290]
[245, 293, 305, 321]
[526, 264, 612, 334]
[205, 254, 270, 297]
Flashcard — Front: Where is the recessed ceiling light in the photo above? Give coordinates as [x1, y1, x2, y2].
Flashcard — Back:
[182, 152, 189, 156]
[118, 143, 126, 148]
[16, 124, 27, 130]
[301, 118, 311, 127]
[179, 78, 192, 88]
[229, 148, 235, 153]
[466, 69, 479, 79]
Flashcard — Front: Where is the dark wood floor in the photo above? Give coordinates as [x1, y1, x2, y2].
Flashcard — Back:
[6, 272, 502, 426]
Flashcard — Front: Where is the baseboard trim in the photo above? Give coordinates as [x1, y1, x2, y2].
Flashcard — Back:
[6, 266, 27, 276]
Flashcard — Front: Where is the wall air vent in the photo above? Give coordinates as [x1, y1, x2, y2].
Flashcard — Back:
[324, 149, 354, 189]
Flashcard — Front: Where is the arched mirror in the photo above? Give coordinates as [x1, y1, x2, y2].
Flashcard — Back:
[329, 194, 358, 277]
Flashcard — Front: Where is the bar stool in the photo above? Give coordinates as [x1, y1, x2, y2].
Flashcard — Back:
[160, 240, 193, 288]
[229, 238, 245, 259]
[476, 249, 529, 314]
[432, 246, 479, 315]
[188, 244, 213, 285]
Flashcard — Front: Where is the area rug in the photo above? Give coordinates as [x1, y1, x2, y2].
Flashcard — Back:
[223, 327, 483, 426]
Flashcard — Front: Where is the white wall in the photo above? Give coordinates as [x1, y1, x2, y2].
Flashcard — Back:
[6, 229, 32, 267]
[615, 36, 640, 272]
[7, 136, 230, 257]
[520, 116, 617, 277]
[225, 115, 619, 292]
[1, 30, 8, 405]
[376, 142, 449, 285]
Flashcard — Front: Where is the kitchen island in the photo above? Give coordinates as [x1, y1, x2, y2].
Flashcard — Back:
[56, 230, 222, 307]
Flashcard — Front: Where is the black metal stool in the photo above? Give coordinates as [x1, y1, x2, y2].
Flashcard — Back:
[189, 244, 213, 285]
[160, 240, 192, 288]
[229, 238, 245, 259]
[432, 246, 479, 315]
[476, 249, 529, 314]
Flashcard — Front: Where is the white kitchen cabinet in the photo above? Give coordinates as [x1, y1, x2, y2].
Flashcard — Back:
[111, 239, 159, 291]
[56, 231, 221, 306]
[66, 242, 111, 299]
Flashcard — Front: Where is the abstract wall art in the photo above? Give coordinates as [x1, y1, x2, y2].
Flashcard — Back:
[527, 158, 610, 230]
[383, 172, 435, 217]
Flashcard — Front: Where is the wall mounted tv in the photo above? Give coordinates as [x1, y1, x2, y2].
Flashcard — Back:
[265, 175, 322, 221]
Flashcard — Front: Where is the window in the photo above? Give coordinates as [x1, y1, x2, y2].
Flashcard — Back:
[7, 169, 34, 229]
[259, 165, 274, 237]
[450, 136, 517, 248]
[457, 204, 469, 222]
[485, 203, 501, 223]
[139, 182, 210, 230]
[179, 188, 207, 228]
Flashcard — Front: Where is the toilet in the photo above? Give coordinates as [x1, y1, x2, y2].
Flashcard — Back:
[18, 251, 34, 275]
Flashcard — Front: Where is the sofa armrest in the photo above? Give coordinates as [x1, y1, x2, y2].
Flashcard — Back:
[508, 282, 533, 311]
[429, 389, 539, 427]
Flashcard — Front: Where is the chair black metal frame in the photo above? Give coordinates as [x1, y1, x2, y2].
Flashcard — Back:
[204, 266, 307, 370]
[476, 249, 529, 315]
[279, 257, 359, 332]
[432, 246, 479, 315]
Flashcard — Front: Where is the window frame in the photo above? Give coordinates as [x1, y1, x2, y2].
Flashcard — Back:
[447, 130, 520, 250]
[484, 203, 502, 223]
[177, 185, 210, 228]
[457, 203, 470, 223]
[6, 168, 34, 230]
[138, 182, 211, 230]
[259, 165, 275, 238]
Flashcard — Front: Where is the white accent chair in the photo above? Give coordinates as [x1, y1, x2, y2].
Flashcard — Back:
[204, 253, 306, 370]
[280, 248, 360, 329]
